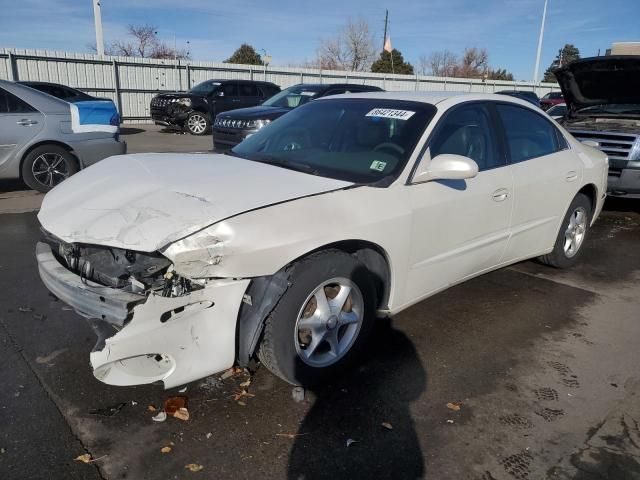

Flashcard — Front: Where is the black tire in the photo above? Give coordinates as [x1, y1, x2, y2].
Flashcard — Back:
[185, 111, 210, 135]
[21, 145, 79, 193]
[257, 250, 377, 386]
[539, 193, 592, 268]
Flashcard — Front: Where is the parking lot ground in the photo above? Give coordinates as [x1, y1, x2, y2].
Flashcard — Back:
[0, 198, 639, 479]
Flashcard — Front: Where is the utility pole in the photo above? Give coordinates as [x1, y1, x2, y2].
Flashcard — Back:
[383, 10, 389, 50]
[93, 0, 105, 57]
[533, 0, 548, 83]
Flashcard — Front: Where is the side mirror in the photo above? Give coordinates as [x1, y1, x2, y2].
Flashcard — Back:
[412, 153, 479, 183]
[581, 140, 600, 148]
[212, 91, 224, 97]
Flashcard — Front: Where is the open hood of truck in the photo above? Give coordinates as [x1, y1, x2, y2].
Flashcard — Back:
[554, 56, 640, 113]
[38, 153, 352, 252]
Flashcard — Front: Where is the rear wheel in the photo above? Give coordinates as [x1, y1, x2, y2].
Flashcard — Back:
[257, 250, 376, 386]
[21, 145, 78, 193]
[539, 193, 591, 268]
[185, 112, 210, 135]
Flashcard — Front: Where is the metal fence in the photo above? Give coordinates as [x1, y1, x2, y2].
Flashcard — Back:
[0, 48, 559, 123]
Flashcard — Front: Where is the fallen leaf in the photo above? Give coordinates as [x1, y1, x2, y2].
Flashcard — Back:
[231, 389, 255, 401]
[75, 454, 92, 463]
[131, 401, 138, 406]
[346, 438, 357, 447]
[160, 446, 172, 453]
[185, 463, 204, 472]
[147, 405, 157, 412]
[173, 407, 190, 421]
[152, 411, 167, 422]
[381, 422, 393, 430]
[239, 379, 251, 388]
[446, 419, 454, 424]
[164, 396, 187, 415]
[446, 402, 461, 411]
[237, 401, 246, 406]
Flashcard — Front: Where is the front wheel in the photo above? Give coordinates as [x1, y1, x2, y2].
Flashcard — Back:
[257, 250, 376, 386]
[539, 193, 592, 268]
[185, 111, 210, 135]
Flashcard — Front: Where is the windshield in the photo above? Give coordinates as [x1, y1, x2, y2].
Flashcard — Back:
[231, 98, 436, 184]
[262, 85, 324, 108]
[188, 80, 221, 95]
[578, 104, 640, 115]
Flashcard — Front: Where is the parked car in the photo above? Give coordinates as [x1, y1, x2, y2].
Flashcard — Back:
[0, 80, 125, 193]
[36, 92, 606, 389]
[547, 103, 567, 120]
[496, 90, 541, 108]
[540, 91, 564, 111]
[212, 83, 384, 149]
[555, 56, 640, 198]
[150, 79, 280, 135]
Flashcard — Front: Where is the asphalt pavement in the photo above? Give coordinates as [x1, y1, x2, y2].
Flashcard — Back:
[0, 127, 639, 479]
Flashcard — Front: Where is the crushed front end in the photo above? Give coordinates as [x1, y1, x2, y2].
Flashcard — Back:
[36, 231, 249, 389]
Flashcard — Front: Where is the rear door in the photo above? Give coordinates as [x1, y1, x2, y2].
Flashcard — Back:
[0, 87, 44, 175]
[495, 102, 581, 262]
[238, 82, 261, 108]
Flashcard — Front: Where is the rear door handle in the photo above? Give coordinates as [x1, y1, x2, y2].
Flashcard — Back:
[17, 119, 38, 126]
[491, 188, 509, 202]
[565, 171, 578, 182]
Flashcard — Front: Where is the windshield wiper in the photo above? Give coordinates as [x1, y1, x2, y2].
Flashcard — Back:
[251, 155, 320, 176]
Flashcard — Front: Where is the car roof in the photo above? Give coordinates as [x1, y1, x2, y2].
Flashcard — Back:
[0, 79, 71, 113]
[314, 90, 545, 110]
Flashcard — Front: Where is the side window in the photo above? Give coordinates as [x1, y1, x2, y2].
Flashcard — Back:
[0, 88, 36, 114]
[239, 83, 258, 97]
[221, 82, 238, 97]
[429, 103, 503, 171]
[496, 104, 560, 162]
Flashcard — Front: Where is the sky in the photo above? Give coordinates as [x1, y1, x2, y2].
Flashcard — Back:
[0, 0, 638, 81]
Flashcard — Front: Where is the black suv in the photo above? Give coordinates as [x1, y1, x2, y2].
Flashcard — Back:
[212, 83, 384, 149]
[151, 79, 280, 135]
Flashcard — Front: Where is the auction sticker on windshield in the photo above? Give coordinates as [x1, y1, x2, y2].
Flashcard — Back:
[366, 108, 415, 120]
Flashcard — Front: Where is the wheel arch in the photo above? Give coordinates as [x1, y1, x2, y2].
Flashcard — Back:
[235, 239, 392, 366]
[577, 183, 598, 218]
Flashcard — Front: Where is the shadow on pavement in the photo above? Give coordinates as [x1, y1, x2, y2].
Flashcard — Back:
[603, 196, 640, 214]
[0, 179, 29, 194]
[119, 127, 146, 135]
[287, 318, 426, 479]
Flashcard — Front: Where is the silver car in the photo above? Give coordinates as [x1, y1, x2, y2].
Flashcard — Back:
[0, 80, 126, 192]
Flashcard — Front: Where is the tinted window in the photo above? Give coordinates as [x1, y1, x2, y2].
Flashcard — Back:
[239, 83, 259, 97]
[429, 103, 502, 171]
[0, 88, 36, 113]
[497, 104, 560, 162]
[262, 85, 324, 108]
[221, 82, 238, 97]
[189, 80, 221, 95]
[232, 99, 436, 184]
[258, 85, 279, 98]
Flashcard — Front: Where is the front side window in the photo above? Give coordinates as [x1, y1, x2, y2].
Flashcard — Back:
[188, 80, 221, 96]
[220, 83, 238, 97]
[232, 99, 436, 184]
[497, 104, 560, 162]
[429, 103, 503, 171]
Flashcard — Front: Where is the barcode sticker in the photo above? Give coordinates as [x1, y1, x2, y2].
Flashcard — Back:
[366, 108, 415, 120]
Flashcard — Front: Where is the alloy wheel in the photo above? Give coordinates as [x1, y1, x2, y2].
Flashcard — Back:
[187, 114, 207, 134]
[294, 277, 364, 368]
[31, 153, 69, 188]
[563, 206, 587, 258]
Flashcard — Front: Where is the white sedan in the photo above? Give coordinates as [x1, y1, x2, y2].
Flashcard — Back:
[36, 92, 608, 389]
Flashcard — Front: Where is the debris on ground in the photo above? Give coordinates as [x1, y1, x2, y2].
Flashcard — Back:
[178, 386, 188, 393]
[74, 453, 106, 463]
[61, 306, 74, 311]
[346, 438, 358, 447]
[199, 376, 224, 391]
[239, 379, 251, 388]
[446, 419, 455, 424]
[148, 404, 157, 412]
[205, 432, 212, 439]
[185, 463, 204, 472]
[276, 432, 310, 439]
[220, 367, 244, 380]
[131, 401, 138, 406]
[89, 402, 126, 417]
[381, 422, 393, 430]
[33, 313, 47, 321]
[18, 306, 33, 313]
[160, 442, 174, 453]
[231, 389, 255, 406]
[446, 402, 462, 411]
[164, 396, 189, 420]
[292, 386, 305, 403]
[152, 411, 167, 422]
[174, 407, 190, 421]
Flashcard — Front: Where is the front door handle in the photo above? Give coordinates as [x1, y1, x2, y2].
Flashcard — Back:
[565, 171, 578, 182]
[17, 119, 38, 126]
[491, 188, 509, 202]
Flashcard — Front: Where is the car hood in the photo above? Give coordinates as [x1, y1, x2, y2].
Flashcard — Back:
[38, 153, 352, 252]
[554, 56, 640, 112]
[218, 105, 290, 121]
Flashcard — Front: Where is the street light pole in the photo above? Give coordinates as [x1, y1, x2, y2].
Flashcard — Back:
[533, 0, 548, 83]
[93, 0, 105, 57]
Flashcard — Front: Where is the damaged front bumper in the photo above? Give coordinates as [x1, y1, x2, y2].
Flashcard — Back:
[36, 242, 249, 389]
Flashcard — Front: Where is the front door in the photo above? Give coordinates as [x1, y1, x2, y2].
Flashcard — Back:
[405, 102, 513, 303]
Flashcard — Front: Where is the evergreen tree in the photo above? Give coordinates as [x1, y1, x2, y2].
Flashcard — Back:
[543, 44, 580, 82]
[225, 44, 263, 65]
[371, 49, 414, 75]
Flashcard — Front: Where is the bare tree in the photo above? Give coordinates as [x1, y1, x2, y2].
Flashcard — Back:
[455, 47, 489, 78]
[104, 25, 189, 60]
[316, 18, 376, 71]
[419, 50, 458, 76]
